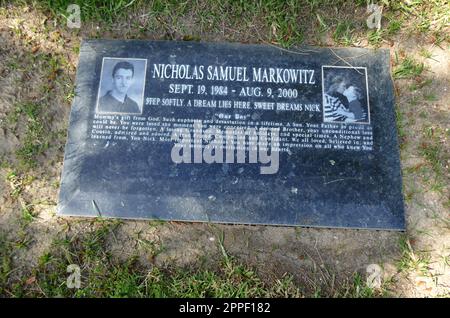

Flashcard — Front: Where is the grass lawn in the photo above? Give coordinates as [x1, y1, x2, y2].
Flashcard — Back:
[0, 0, 449, 298]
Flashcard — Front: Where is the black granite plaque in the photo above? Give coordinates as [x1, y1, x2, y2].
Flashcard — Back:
[58, 39, 405, 230]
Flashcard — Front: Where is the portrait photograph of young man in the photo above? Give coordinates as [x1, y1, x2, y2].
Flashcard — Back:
[96, 57, 147, 114]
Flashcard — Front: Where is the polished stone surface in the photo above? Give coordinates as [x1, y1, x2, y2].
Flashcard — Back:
[58, 39, 405, 230]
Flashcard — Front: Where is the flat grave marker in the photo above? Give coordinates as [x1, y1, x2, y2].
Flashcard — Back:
[58, 39, 405, 230]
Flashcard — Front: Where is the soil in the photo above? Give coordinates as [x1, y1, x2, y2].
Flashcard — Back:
[0, 5, 448, 297]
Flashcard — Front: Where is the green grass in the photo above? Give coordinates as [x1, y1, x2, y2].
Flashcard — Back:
[5, 171, 35, 199]
[387, 0, 450, 35]
[0, 221, 386, 298]
[393, 55, 425, 79]
[333, 21, 355, 46]
[1, 222, 303, 297]
[38, 0, 141, 23]
[419, 125, 448, 189]
[17, 0, 447, 50]
[419, 48, 433, 59]
[367, 29, 383, 46]
[1, 0, 449, 299]
[387, 18, 403, 36]
[14, 230, 32, 250]
[397, 236, 431, 276]
[6, 171, 23, 198]
[312, 270, 389, 298]
[28, 0, 368, 47]
[10, 102, 49, 169]
[0, 236, 14, 296]
[402, 120, 449, 196]
[420, 141, 445, 176]
[10, 0, 446, 47]
[409, 78, 432, 91]
[21, 204, 36, 225]
[423, 92, 438, 102]
[349, 273, 377, 298]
